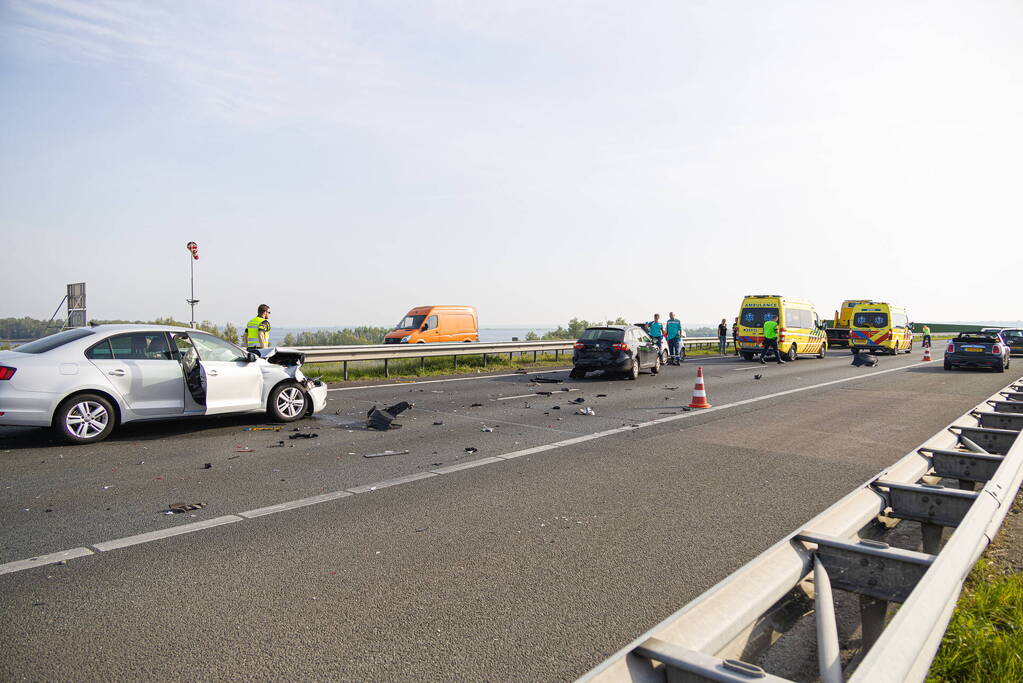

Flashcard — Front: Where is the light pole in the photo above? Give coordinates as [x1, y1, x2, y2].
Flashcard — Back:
[186, 241, 199, 328]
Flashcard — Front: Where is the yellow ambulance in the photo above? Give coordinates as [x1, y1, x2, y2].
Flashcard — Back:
[849, 302, 913, 355]
[736, 295, 828, 362]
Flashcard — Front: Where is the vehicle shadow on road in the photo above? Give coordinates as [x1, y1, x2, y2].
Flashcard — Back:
[0, 414, 287, 452]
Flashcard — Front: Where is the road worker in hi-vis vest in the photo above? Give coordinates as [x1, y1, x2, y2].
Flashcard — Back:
[246, 304, 271, 351]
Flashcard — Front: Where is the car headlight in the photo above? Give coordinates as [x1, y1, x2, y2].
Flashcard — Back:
[401, 336, 411, 343]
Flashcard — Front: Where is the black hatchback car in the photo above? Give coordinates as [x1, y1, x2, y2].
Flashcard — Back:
[570, 325, 660, 379]
[1001, 328, 1023, 357]
[944, 332, 1011, 372]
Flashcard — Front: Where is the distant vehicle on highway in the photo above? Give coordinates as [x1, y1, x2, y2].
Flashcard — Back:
[944, 331, 1010, 372]
[825, 298, 871, 348]
[571, 325, 660, 380]
[383, 305, 478, 344]
[849, 301, 914, 356]
[0, 325, 327, 444]
[1000, 328, 1023, 357]
[736, 295, 828, 362]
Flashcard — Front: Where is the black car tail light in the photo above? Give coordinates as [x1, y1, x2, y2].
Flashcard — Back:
[947, 343, 955, 353]
[0, 366, 16, 380]
[993, 344, 1002, 355]
[612, 343, 628, 351]
[573, 342, 584, 349]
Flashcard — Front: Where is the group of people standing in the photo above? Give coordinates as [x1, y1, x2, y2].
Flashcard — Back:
[646, 313, 687, 365]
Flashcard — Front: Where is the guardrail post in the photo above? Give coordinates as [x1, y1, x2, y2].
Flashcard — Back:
[384, 358, 389, 378]
[814, 557, 844, 683]
[343, 361, 348, 381]
[420, 356, 425, 372]
[859, 595, 888, 651]
[483, 353, 487, 368]
[533, 350, 537, 363]
[453, 355, 457, 370]
[555, 349, 559, 362]
[921, 522, 943, 555]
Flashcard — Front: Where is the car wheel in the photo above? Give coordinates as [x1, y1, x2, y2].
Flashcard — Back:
[740, 352, 754, 361]
[569, 367, 584, 379]
[944, 360, 952, 371]
[626, 358, 639, 380]
[996, 359, 1006, 373]
[852, 348, 860, 355]
[268, 381, 309, 421]
[817, 342, 826, 359]
[651, 355, 661, 375]
[786, 344, 797, 362]
[54, 393, 116, 444]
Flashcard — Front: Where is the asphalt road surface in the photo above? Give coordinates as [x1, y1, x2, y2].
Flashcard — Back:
[1, 349, 1019, 681]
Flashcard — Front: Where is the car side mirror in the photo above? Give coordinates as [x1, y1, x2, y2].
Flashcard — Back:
[246, 352, 258, 362]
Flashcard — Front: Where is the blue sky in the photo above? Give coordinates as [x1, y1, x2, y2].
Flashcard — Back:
[1, 1, 1021, 328]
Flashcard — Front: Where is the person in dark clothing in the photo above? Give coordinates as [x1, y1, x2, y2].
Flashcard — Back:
[761, 313, 785, 364]
[717, 319, 728, 355]
[732, 317, 740, 355]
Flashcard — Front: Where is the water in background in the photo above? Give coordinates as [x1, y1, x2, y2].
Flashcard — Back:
[270, 327, 556, 346]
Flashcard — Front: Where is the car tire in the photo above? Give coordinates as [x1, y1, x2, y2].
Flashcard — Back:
[626, 358, 639, 380]
[651, 355, 661, 375]
[944, 361, 952, 371]
[569, 367, 584, 379]
[996, 359, 1006, 373]
[851, 348, 860, 355]
[817, 342, 826, 359]
[786, 344, 797, 362]
[54, 393, 116, 444]
[740, 352, 754, 361]
[268, 381, 309, 422]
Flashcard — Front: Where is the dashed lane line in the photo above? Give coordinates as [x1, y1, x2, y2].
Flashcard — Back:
[0, 360, 938, 577]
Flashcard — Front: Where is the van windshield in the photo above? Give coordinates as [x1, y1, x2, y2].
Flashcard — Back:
[740, 307, 779, 327]
[396, 315, 426, 330]
[854, 312, 888, 328]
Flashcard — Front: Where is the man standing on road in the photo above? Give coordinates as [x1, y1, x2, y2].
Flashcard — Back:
[717, 318, 728, 355]
[666, 312, 684, 365]
[922, 324, 932, 347]
[648, 313, 666, 361]
[246, 304, 272, 352]
[761, 313, 785, 364]
[732, 317, 740, 356]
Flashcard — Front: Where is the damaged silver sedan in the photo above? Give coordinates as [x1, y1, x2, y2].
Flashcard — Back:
[0, 325, 327, 443]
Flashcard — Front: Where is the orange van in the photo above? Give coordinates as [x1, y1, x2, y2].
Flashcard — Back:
[383, 306, 479, 344]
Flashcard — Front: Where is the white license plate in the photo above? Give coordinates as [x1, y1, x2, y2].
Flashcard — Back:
[962, 346, 984, 352]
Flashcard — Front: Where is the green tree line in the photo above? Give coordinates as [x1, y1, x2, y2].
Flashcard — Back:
[0, 316, 241, 345]
[281, 327, 391, 346]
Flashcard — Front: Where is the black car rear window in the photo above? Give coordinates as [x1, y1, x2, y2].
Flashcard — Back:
[956, 334, 998, 344]
[579, 328, 624, 342]
[13, 328, 95, 354]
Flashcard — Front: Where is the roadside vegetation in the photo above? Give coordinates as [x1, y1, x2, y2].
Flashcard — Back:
[927, 494, 1023, 682]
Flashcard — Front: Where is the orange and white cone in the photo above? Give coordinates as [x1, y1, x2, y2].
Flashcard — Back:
[688, 366, 712, 408]
[921, 345, 933, 362]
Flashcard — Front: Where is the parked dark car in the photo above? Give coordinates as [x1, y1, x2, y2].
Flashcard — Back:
[570, 325, 660, 379]
[1000, 328, 1023, 357]
[944, 331, 1011, 372]
[635, 322, 675, 364]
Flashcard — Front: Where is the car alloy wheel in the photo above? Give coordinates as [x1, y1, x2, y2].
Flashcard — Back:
[786, 344, 797, 362]
[627, 358, 639, 380]
[66, 400, 109, 439]
[276, 386, 306, 418]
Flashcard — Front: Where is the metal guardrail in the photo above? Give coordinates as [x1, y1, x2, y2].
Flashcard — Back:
[296, 337, 729, 380]
[579, 376, 1023, 683]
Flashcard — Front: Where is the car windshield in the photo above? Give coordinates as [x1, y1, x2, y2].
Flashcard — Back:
[854, 312, 889, 328]
[13, 328, 94, 354]
[579, 328, 624, 342]
[396, 315, 426, 330]
[740, 307, 779, 327]
[1002, 329, 1022, 339]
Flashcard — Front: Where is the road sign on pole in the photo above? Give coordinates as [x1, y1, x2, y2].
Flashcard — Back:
[186, 242, 199, 328]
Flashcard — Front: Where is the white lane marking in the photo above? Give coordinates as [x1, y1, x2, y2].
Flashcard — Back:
[239, 491, 353, 519]
[327, 368, 572, 392]
[1, 359, 950, 576]
[92, 516, 243, 552]
[0, 547, 94, 576]
[346, 472, 436, 494]
[431, 457, 506, 474]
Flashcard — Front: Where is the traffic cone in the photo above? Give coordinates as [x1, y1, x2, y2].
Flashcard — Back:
[921, 345, 933, 362]
[688, 366, 712, 408]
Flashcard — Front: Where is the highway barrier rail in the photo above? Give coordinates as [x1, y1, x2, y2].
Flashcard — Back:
[296, 337, 732, 379]
[579, 375, 1023, 683]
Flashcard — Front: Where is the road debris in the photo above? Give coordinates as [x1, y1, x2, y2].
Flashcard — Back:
[432, 421, 444, 426]
[536, 391, 553, 397]
[288, 432, 319, 440]
[464, 447, 479, 454]
[167, 502, 206, 514]
[576, 407, 595, 416]
[851, 354, 879, 367]
[596, 394, 607, 398]
[481, 426, 494, 432]
[470, 403, 483, 407]
[364, 450, 411, 458]
[514, 369, 528, 374]
[532, 376, 564, 384]
[754, 374, 763, 380]
[243, 426, 281, 432]
[663, 386, 679, 390]
[267, 441, 286, 448]
[552, 405, 560, 410]
[367, 401, 413, 430]
[571, 397, 585, 404]
[202, 463, 212, 469]
[235, 445, 254, 453]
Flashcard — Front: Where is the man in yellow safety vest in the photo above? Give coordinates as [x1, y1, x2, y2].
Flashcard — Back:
[246, 304, 271, 351]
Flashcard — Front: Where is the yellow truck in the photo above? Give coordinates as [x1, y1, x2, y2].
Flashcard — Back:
[825, 299, 871, 348]
[736, 295, 828, 362]
[849, 302, 913, 355]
